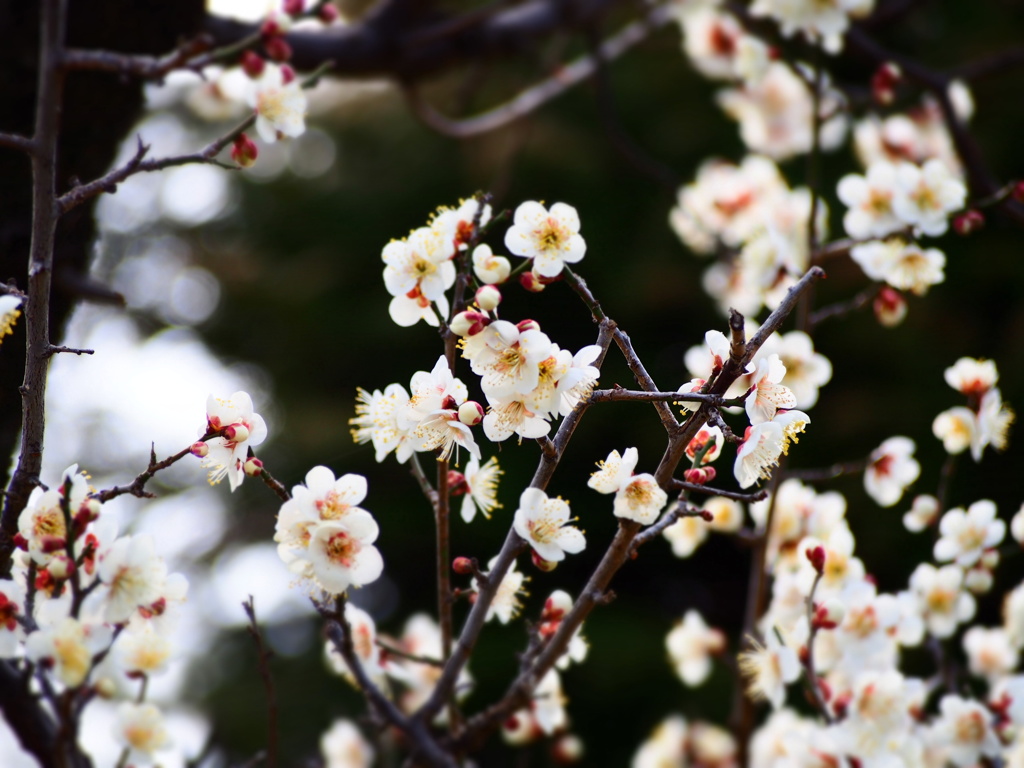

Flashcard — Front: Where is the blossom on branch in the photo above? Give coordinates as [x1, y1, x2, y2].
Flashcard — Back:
[504, 201, 586, 278]
[248, 62, 307, 143]
[588, 447, 667, 525]
[513, 488, 585, 563]
[864, 436, 920, 507]
[200, 391, 268, 491]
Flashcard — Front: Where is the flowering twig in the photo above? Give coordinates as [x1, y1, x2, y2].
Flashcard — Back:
[93, 442, 205, 503]
[375, 640, 445, 668]
[587, 388, 747, 407]
[256, 462, 291, 503]
[630, 503, 709, 553]
[0, 133, 36, 154]
[60, 34, 215, 80]
[666, 479, 768, 503]
[800, 564, 834, 724]
[409, 453, 439, 510]
[242, 597, 279, 768]
[434, 457, 456, 723]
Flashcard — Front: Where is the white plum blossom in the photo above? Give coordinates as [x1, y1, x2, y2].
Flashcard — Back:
[532, 668, 568, 735]
[674, 5, 769, 83]
[945, 357, 999, 396]
[400, 356, 479, 462]
[972, 388, 1014, 461]
[325, 603, 389, 688]
[382, 226, 457, 327]
[350, 384, 413, 463]
[928, 695, 1001, 767]
[903, 494, 940, 533]
[749, 0, 874, 53]
[837, 161, 904, 239]
[25, 616, 113, 687]
[475, 556, 527, 624]
[734, 420, 785, 489]
[850, 239, 945, 296]
[248, 62, 307, 143]
[746, 354, 797, 425]
[471, 243, 511, 284]
[114, 702, 171, 765]
[771, 331, 832, 410]
[632, 715, 688, 768]
[588, 447, 668, 525]
[461, 455, 503, 522]
[321, 719, 375, 768]
[663, 514, 710, 559]
[114, 619, 175, 677]
[738, 632, 800, 709]
[892, 159, 967, 236]
[910, 563, 975, 638]
[666, 610, 726, 686]
[864, 436, 920, 507]
[963, 626, 1017, 682]
[934, 500, 1005, 568]
[97, 534, 170, 624]
[200, 391, 268, 491]
[504, 201, 586, 277]
[513, 488, 585, 563]
[933, 406, 977, 456]
[304, 516, 384, 594]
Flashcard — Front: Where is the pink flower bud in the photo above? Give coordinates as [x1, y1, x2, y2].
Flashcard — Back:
[458, 401, 484, 426]
[531, 550, 558, 572]
[806, 545, 826, 574]
[280, 65, 296, 84]
[40, 535, 67, 554]
[12, 533, 27, 550]
[231, 134, 259, 168]
[190, 441, 209, 458]
[813, 599, 845, 630]
[543, 591, 573, 620]
[516, 319, 540, 333]
[552, 734, 584, 765]
[683, 467, 716, 484]
[475, 285, 501, 312]
[953, 209, 984, 236]
[243, 457, 264, 477]
[441, 395, 458, 411]
[519, 271, 545, 293]
[319, 3, 339, 23]
[282, 0, 304, 15]
[223, 423, 250, 443]
[873, 286, 907, 327]
[240, 50, 265, 79]
[261, 18, 284, 38]
[450, 310, 489, 337]
[452, 557, 474, 575]
[264, 36, 293, 63]
[447, 471, 467, 494]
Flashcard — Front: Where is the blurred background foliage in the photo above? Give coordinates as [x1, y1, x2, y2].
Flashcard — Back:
[77, 0, 1024, 763]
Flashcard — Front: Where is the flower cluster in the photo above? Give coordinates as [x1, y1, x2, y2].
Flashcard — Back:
[933, 357, 1014, 462]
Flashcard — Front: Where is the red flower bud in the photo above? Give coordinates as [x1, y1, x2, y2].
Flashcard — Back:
[519, 272, 545, 293]
[231, 134, 259, 168]
[806, 544, 826, 574]
[280, 64, 297, 84]
[319, 4, 339, 23]
[452, 557, 474, 575]
[282, 0, 304, 15]
[953, 209, 985, 236]
[531, 550, 558, 572]
[240, 50, 265, 79]
[871, 62, 901, 106]
[264, 36, 293, 63]
[1012, 181, 1024, 204]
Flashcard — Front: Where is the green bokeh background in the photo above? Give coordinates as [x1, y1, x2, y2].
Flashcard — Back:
[116, 4, 1024, 764]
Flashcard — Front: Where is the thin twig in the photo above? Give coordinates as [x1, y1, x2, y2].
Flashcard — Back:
[242, 597, 279, 768]
[0, 133, 37, 154]
[93, 443, 200, 503]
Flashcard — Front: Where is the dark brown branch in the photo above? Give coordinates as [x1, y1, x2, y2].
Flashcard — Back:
[808, 285, 879, 329]
[0, 133, 37, 154]
[256, 462, 291, 503]
[588, 388, 746, 407]
[93, 443, 199, 503]
[43, 345, 94, 357]
[667, 479, 769, 503]
[242, 597, 279, 768]
[631, 501, 708, 552]
[783, 459, 868, 482]
[406, 2, 671, 139]
[60, 34, 214, 80]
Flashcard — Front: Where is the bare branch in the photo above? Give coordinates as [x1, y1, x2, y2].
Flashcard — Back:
[242, 597, 279, 768]
[93, 442, 201, 503]
[0, 133, 36, 154]
[60, 35, 214, 80]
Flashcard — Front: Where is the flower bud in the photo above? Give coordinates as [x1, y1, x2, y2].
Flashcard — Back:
[543, 590, 573, 621]
[264, 36, 293, 63]
[441, 395, 458, 411]
[873, 286, 907, 327]
[871, 62, 901, 106]
[458, 401, 484, 426]
[475, 285, 502, 312]
[552, 734, 584, 764]
[12, 533, 28, 551]
[281, 64, 297, 84]
[531, 550, 558, 572]
[47, 555, 74, 581]
[813, 599, 845, 630]
[805, 545, 826, 574]
[223, 423, 250, 442]
[41, 535, 67, 554]
[190, 441, 209, 458]
[231, 133, 259, 168]
[240, 50, 265, 79]
[243, 457, 264, 477]
[981, 549, 1000, 570]
[502, 713, 535, 746]
[319, 3, 339, 23]
[683, 467, 716, 485]
[447, 471, 467, 494]
[94, 677, 118, 699]
[965, 567, 994, 594]
[953, 209, 984, 236]
[260, 14, 292, 37]
[449, 310, 489, 337]
[452, 557, 474, 575]
[282, 0, 304, 15]
[1013, 181, 1024, 204]
[519, 271, 545, 293]
[516, 319, 540, 333]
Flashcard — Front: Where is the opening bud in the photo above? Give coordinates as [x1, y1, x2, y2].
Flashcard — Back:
[452, 557, 474, 575]
[871, 62, 902, 106]
[519, 271, 545, 293]
[873, 286, 907, 328]
[41, 535, 67, 554]
[231, 133, 259, 168]
[805, 544, 826, 574]
[450, 310, 489, 337]
[282, 0, 304, 15]
[94, 677, 118, 699]
[243, 457, 264, 477]
[502, 714, 534, 746]
[240, 50, 265, 79]
[953, 209, 985, 236]
[46, 555, 74, 581]
[264, 36, 293, 63]
[531, 550, 558, 572]
[475, 284, 502, 312]
[516, 319, 540, 333]
[543, 590, 573, 621]
[683, 467, 716, 485]
[260, 14, 292, 37]
[190, 441, 209, 458]
[447, 470, 467, 494]
[458, 401, 484, 426]
[223, 423, 250, 443]
[12, 533, 28, 551]
[281, 65, 296, 84]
